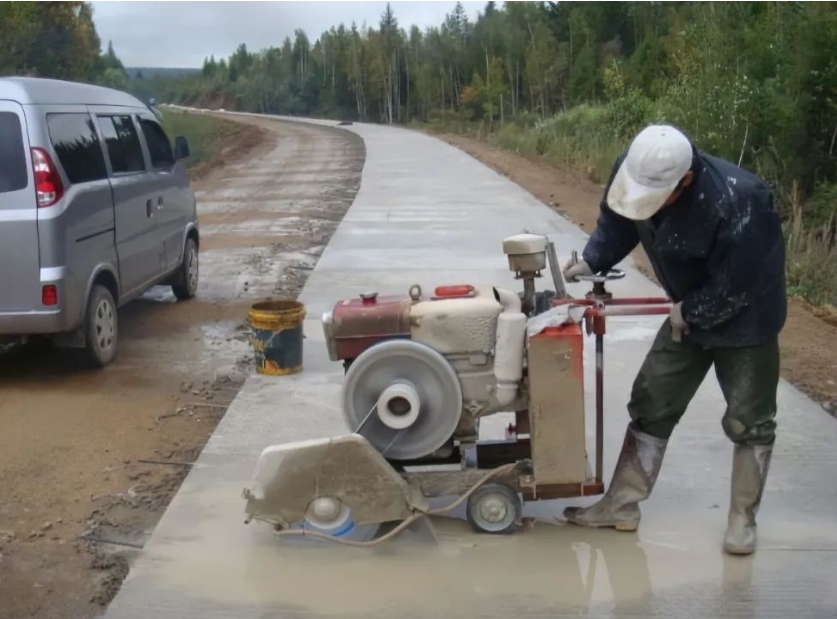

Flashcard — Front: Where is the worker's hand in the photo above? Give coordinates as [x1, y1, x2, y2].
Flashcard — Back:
[563, 259, 593, 282]
[670, 302, 690, 343]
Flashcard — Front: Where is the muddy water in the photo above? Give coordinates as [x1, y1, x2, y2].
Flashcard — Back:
[126, 507, 837, 619]
[0, 118, 365, 619]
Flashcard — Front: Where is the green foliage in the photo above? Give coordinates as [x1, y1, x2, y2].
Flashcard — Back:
[0, 2, 129, 91]
[785, 192, 837, 307]
[461, 57, 509, 122]
[99, 67, 128, 90]
[159, 111, 239, 172]
[605, 89, 653, 141]
[135, 1, 835, 198]
[491, 104, 622, 182]
[807, 182, 837, 229]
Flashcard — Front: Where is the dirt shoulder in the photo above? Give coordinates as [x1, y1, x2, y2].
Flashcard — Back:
[0, 116, 365, 619]
[162, 109, 268, 181]
[433, 131, 837, 417]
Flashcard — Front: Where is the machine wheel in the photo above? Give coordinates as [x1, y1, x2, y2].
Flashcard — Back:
[172, 237, 199, 300]
[284, 497, 380, 543]
[342, 339, 463, 461]
[83, 285, 118, 368]
[466, 482, 522, 535]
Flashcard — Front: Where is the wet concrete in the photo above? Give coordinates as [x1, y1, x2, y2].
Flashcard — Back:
[105, 114, 837, 619]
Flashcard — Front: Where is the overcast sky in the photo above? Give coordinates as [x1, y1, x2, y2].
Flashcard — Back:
[91, 1, 488, 69]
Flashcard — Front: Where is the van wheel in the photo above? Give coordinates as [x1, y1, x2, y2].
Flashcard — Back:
[84, 285, 118, 367]
[172, 238, 198, 301]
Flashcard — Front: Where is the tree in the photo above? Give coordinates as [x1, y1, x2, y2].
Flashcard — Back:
[124, 0, 837, 204]
[0, 2, 123, 84]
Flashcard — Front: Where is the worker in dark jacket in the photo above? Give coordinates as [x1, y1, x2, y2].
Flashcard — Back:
[562, 124, 786, 556]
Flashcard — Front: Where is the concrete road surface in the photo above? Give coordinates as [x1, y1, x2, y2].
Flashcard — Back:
[104, 115, 837, 619]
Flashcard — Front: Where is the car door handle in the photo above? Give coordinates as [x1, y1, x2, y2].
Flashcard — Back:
[146, 199, 154, 218]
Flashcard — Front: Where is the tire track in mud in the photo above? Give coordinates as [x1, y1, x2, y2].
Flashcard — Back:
[0, 116, 365, 619]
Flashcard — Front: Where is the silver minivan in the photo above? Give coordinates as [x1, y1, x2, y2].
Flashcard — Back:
[0, 77, 199, 366]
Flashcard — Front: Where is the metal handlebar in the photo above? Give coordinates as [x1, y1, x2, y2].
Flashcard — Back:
[575, 268, 626, 284]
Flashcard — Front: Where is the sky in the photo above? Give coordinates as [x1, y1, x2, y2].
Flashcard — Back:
[91, 1, 488, 69]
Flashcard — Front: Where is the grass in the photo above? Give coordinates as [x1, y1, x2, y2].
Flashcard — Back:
[420, 107, 624, 184]
[784, 183, 837, 308]
[161, 110, 253, 174]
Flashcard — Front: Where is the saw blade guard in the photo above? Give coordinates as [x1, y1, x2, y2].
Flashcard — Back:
[242, 434, 418, 532]
[342, 339, 463, 461]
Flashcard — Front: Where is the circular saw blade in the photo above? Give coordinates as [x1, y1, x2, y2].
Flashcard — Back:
[342, 339, 463, 461]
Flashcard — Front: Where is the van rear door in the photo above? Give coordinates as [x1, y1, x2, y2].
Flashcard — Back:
[0, 100, 41, 312]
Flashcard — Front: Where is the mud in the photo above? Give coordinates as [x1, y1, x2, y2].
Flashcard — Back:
[0, 115, 365, 619]
[435, 132, 837, 417]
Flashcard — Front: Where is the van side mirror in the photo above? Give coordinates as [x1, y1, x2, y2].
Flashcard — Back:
[174, 136, 190, 160]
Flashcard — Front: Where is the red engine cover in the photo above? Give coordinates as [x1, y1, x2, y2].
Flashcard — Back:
[331, 293, 412, 360]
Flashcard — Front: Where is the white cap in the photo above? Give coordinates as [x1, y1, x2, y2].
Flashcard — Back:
[606, 125, 693, 220]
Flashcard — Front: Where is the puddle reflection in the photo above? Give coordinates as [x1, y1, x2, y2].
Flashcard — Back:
[240, 518, 659, 617]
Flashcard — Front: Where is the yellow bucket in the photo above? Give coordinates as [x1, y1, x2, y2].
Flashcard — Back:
[247, 300, 306, 376]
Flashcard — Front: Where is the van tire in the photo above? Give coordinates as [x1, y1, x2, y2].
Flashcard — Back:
[172, 238, 198, 301]
[83, 285, 118, 367]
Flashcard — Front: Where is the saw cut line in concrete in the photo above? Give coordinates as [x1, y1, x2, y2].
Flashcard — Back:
[104, 110, 837, 619]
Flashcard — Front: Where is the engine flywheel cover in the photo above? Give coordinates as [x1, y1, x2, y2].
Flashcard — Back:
[342, 339, 463, 461]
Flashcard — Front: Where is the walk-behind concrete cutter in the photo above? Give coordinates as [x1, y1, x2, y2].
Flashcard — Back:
[242, 234, 671, 545]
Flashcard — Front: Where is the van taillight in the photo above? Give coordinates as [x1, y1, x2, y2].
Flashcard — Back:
[30, 147, 64, 208]
[42, 285, 58, 306]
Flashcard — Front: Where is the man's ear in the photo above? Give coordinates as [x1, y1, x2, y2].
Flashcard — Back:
[681, 170, 695, 188]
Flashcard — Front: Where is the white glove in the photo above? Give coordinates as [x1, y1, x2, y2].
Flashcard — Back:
[563, 259, 593, 282]
[670, 302, 690, 343]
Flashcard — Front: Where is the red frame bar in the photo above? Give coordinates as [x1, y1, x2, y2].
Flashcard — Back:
[553, 296, 670, 307]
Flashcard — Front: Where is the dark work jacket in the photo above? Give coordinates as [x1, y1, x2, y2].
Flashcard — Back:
[582, 149, 787, 348]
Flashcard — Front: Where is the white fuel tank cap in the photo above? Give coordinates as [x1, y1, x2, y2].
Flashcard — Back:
[502, 233, 548, 256]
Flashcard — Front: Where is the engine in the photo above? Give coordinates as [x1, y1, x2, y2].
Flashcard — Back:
[322, 233, 553, 461]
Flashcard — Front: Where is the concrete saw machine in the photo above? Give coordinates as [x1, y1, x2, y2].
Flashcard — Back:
[242, 234, 671, 545]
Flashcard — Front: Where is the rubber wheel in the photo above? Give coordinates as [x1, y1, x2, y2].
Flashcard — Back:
[466, 482, 522, 535]
[83, 285, 118, 368]
[172, 237, 198, 300]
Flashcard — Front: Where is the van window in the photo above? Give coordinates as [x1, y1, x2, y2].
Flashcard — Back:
[139, 118, 175, 169]
[97, 115, 146, 174]
[46, 113, 108, 185]
[0, 112, 28, 194]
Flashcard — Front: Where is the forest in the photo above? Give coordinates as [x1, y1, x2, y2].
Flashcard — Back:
[140, 4, 834, 188]
[0, 2, 129, 89]
[133, 2, 837, 304]
[1, 1, 835, 305]
[136, 1, 837, 305]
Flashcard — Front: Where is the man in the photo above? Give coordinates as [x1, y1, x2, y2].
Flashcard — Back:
[562, 124, 787, 555]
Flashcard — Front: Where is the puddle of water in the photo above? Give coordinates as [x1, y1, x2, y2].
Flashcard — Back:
[147, 513, 737, 619]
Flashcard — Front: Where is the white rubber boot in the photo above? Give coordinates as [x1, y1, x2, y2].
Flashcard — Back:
[723, 442, 773, 555]
[564, 422, 668, 531]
